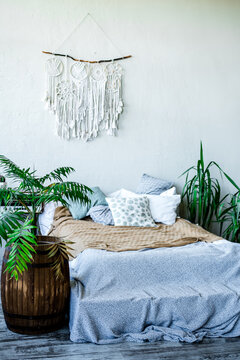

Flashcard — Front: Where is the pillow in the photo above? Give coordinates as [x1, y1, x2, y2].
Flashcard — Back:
[106, 196, 156, 227]
[108, 188, 180, 225]
[87, 205, 114, 225]
[38, 202, 59, 236]
[136, 173, 173, 195]
[107, 188, 126, 198]
[109, 187, 177, 198]
[160, 187, 176, 196]
[68, 186, 107, 220]
[147, 194, 181, 225]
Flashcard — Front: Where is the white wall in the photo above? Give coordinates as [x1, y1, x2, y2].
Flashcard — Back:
[0, 0, 240, 192]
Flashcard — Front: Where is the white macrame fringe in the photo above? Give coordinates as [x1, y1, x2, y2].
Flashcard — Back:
[44, 58, 124, 141]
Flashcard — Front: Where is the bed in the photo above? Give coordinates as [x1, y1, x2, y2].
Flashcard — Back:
[49, 207, 240, 344]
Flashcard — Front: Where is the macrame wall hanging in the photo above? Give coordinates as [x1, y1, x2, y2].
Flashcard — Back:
[42, 13, 132, 141]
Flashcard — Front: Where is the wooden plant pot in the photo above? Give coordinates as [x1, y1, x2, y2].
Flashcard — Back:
[1, 236, 70, 335]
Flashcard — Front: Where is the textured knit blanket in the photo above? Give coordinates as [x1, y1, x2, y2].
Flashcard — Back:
[69, 240, 240, 344]
[49, 206, 221, 257]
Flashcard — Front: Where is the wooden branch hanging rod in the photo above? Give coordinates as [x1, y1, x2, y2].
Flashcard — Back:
[42, 51, 132, 63]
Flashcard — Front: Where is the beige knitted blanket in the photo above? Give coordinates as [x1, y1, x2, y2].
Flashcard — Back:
[49, 206, 222, 258]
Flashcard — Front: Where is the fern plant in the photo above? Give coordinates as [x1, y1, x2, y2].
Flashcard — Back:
[181, 142, 239, 230]
[0, 155, 91, 280]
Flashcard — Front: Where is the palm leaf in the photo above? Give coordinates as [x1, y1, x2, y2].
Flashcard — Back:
[0, 155, 43, 190]
[47, 240, 73, 279]
[45, 182, 92, 204]
[39, 167, 75, 184]
[0, 208, 26, 241]
[4, 219, 37, 280]
[0, 156, 94, 279]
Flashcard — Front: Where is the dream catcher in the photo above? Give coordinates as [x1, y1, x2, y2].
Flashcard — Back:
[43, 13, 132, 141]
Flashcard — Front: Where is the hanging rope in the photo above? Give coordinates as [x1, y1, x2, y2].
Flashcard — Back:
[42, 13, 132, 63]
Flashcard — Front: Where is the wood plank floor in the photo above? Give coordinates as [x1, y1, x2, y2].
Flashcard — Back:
[1, 304, 240, 360]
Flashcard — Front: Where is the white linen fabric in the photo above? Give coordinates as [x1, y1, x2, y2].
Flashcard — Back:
[38, 202, 59, 235]
[106, 196, 156, 227]
[108, 188, 180, 225]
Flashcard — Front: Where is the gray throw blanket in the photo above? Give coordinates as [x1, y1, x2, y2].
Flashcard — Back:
[69, 240, 240, 344]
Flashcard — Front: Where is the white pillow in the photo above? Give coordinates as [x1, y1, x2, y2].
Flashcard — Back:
[107, 189, 125, 198]
[147, 194, 181, 225]
[108, 188, 180, 225]
[108, 187, 177, 198]
[160, 187, 177, 196]
[38, 202, 59, 235]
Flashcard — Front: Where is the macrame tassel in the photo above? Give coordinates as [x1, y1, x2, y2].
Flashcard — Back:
[44, 58, 63, 112]
[105, 63, 123, 136]
[55, 80, 77, 140]
[44, 57, 124, 141]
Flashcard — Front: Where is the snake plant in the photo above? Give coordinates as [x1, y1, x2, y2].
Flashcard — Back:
[0, 155, 92, 280]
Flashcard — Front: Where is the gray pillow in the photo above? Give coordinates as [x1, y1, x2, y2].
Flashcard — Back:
[136, 173, 173, 195]
[87, 205, 114, 226]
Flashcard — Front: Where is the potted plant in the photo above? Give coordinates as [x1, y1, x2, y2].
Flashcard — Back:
[217, 191, 240, 242]
[0, 155, 91, 334]
[180, 142, 240, 231]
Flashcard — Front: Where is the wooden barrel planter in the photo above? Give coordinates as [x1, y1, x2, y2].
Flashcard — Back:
[1, 236, 70, 335]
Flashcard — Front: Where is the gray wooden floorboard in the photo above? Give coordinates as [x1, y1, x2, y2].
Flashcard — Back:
[1, 311, 240, 360]
[1, 269, 240, 359]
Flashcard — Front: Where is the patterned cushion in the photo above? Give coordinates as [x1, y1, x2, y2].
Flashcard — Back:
[136, 173, 173, 195]
[87, 205, 114, 226]
[106, 196, 156, 227]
